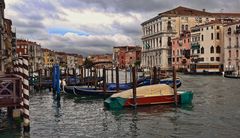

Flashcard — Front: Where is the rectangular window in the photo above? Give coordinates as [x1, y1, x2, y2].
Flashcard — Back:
[202, 35, 204, 41]
[210, 57, 214, 61]
[217, 33, 220, 40]
[211, 33, 213, 40]
[216, 57, 220, 61]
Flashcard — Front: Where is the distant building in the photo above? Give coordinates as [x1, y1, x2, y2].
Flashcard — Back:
[189, 21, 224, 73]
[125, 47, 141, 67]
[42, 48, 55, 68]
[55, 52, 67, 69]
[88, 54, 112, 68]
[75, 55, 84, 67]
[141, 6, 240, 69]
[113, 46, 141, 68]
[17, 39, 44, 72]
[172, 31, 191, 70]
[67, 54, 76, 69]
[224, 21, 240, 75]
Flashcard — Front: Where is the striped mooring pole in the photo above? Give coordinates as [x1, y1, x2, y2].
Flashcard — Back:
[22, 56, 30, 132]
[18, 58, 24, 114]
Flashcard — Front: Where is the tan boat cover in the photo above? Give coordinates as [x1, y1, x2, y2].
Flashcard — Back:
[111, 84, 174, 98]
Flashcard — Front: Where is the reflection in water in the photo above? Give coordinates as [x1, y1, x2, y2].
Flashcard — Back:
[130, 109, 138, 137]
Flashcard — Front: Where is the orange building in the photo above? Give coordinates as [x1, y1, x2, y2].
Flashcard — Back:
[88, 54, 112, 68]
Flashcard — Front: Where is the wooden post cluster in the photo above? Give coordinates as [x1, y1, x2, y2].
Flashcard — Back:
[153, 66, 157, 84]
[173, 66, 177, 106]
[103, 66, 106, 92]
[132, 66, 137, 108]
[116, 66, 119, 92]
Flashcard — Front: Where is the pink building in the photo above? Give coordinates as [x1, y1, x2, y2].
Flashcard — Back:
[224, 21, 240, 75]
[125, 47, 141, 67]
[113, 46, 141, 68]
[172, 31, 191, 71]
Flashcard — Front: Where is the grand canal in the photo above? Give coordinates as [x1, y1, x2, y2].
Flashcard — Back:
[1, 74, 240, 138]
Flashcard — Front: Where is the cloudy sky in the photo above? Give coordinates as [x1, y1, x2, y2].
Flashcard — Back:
[4, 0, 240, 56]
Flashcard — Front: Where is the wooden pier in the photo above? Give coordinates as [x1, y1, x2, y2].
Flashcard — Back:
[0, 74, 22, 108]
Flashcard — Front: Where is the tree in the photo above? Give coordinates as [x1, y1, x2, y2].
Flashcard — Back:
[134, 60, 141, 67]
[83, 57, 93, 68]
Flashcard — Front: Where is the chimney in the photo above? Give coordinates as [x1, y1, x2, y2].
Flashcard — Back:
[203, 9, 206, 12]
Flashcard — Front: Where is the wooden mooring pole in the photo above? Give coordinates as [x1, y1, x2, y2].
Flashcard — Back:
[116, 66, 119, 92]
[132, 66, 137, 108]
[111, 67, 114, 83]
[153, 66, 157, 84]
[173, 66, 177, 106]
[125, 67, 127, 83]
[103, 66, 106, 92]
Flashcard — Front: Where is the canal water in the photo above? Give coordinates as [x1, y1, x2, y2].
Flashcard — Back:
[1, 74, 240, 138]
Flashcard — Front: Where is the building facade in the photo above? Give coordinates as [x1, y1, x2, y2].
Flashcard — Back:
[17, 39, 43, 72]
[141, 6, 240, 70]
[224, 22, 240, 75]
[125, 47, 141, 67]
[42, 48, 55, 68]
[172, 32, 191, 70]
[113, 46, 140, 68]
[189, 21, 224, 73]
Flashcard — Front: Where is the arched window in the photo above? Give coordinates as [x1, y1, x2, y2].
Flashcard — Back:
[216, 45, 221, 53]
[181, 25, 184, 32]
[227, 27, 231, 35]
[210, 46, 214, 53]
[167, 21, 172, 31]
[167, 37, 172, 46]
[236, 37, 239, 46]
[185, 25, 188, 31]
[201, 47, 204, 54]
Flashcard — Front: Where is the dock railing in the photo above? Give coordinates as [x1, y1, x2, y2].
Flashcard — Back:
[0, 74, 22, 108]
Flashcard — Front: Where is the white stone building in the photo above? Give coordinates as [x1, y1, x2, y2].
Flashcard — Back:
[141, 6, 240, 70]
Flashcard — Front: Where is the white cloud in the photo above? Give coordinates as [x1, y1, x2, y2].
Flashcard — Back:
[4, 0, 240, 56]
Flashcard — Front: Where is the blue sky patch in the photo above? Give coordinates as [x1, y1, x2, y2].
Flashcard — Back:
[48, 27, 89, 36]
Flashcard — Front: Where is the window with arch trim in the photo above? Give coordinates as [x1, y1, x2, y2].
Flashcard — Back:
[210, 46, 214, 53]
[201, 47, 204, 54]
[216, 46, 221, 53]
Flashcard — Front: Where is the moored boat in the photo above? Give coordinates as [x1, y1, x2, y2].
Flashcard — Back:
[138, 77, 182, 88]
[74, 87, 118, 97]
[224, 74, 240, 79]
[104, 84, 193, 110]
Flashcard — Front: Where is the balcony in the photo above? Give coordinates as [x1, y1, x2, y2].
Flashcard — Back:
[234, 45, 239, 48]
[191, 43, 200, 50]
[234, 30, 240, 34]
[191, 27, 200, 32]
[227, 45, 231, 49]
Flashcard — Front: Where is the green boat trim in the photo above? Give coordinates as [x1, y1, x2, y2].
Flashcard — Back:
[104, 97, 127, 110]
